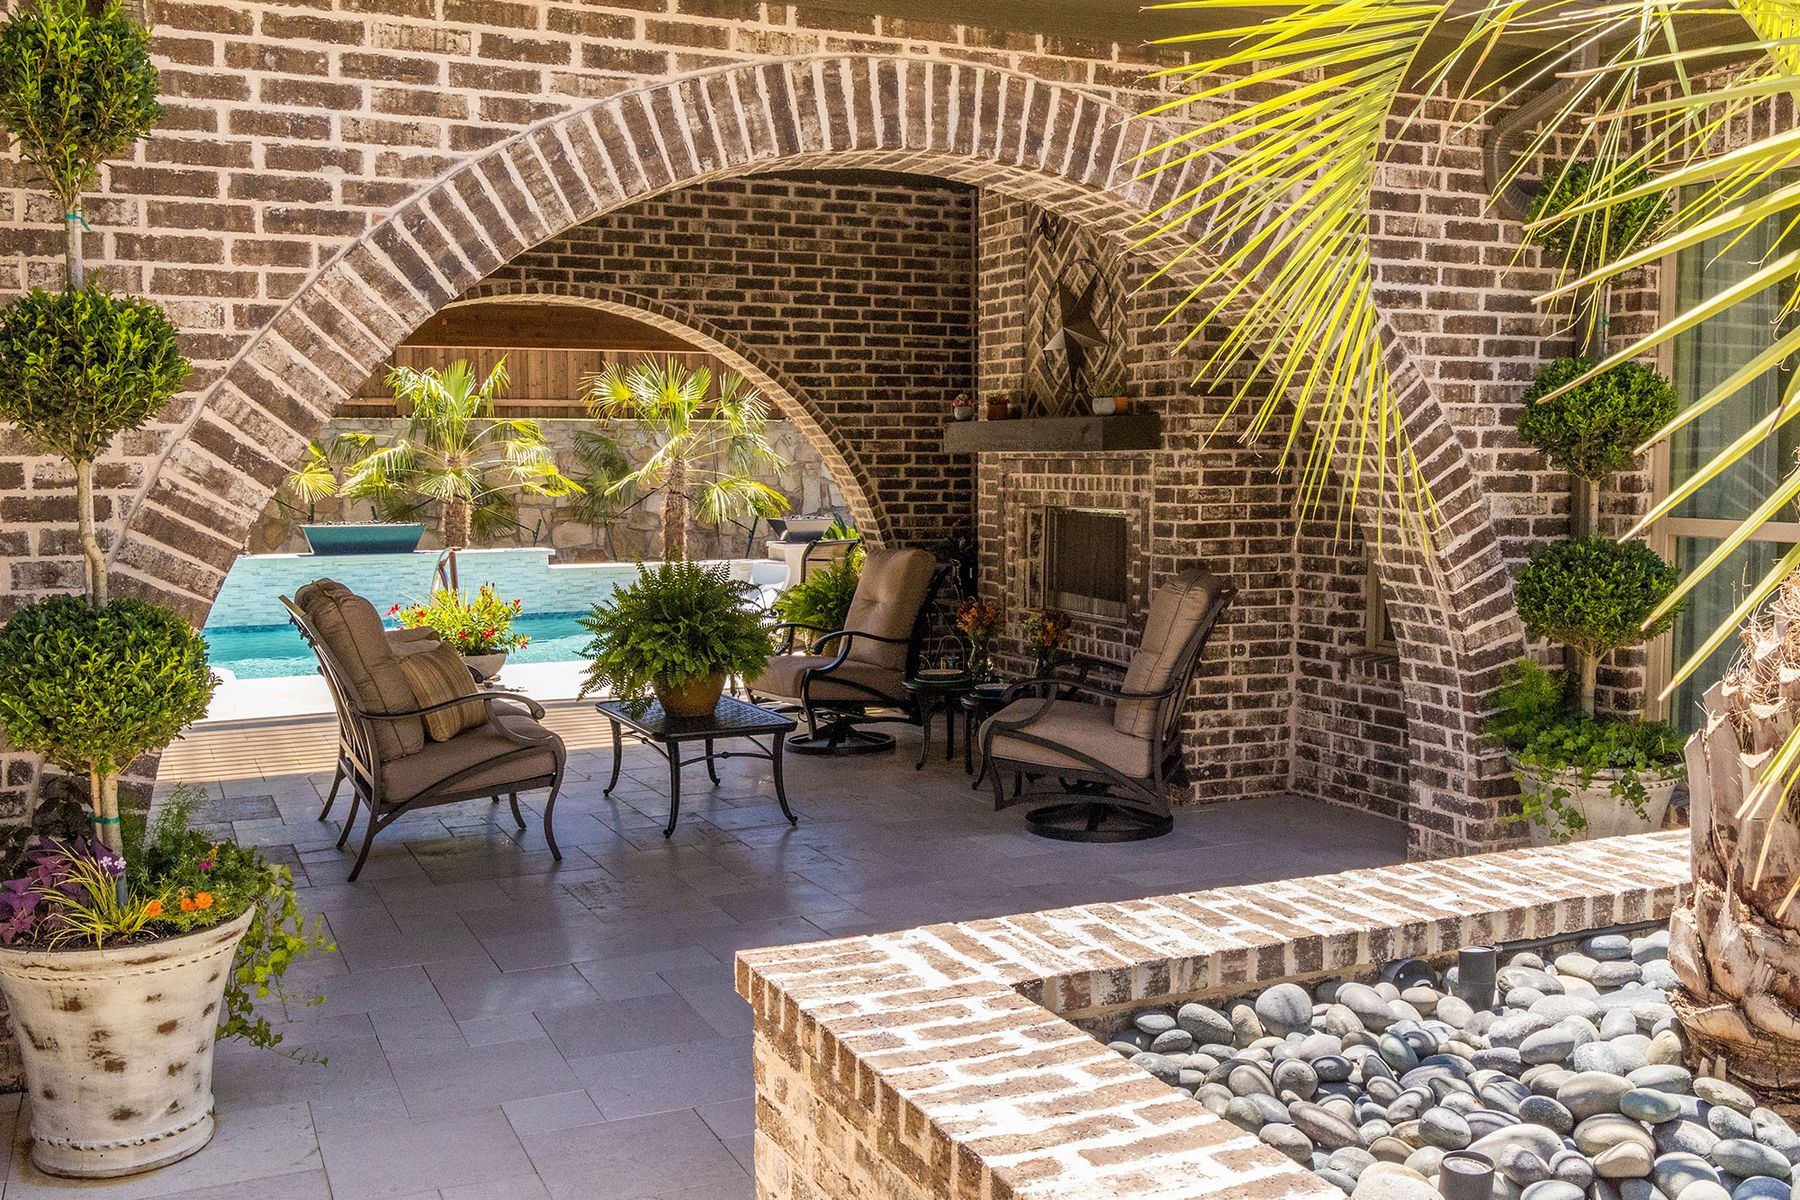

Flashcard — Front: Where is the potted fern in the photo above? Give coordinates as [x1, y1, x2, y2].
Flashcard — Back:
[578, 559, 772, 717]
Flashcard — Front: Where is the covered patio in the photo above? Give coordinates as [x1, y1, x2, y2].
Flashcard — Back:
[27, 711, 1405, 1200]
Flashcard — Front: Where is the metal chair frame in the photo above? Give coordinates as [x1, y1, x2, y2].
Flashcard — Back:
[284, 596, 566, 880]
[754, 561, 951, 754]
[981, 580, 1235, 842]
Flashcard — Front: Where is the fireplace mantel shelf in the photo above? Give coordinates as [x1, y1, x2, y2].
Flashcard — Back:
[942, 413, 1162, 454]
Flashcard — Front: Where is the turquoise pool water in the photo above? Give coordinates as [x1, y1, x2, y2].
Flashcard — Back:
[201, 548, 787, 681]
[202, 612, 596, 680]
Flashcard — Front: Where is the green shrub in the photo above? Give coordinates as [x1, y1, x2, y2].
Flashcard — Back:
[0, 284, 189, 464]
[0, 595, 216, 849]
[1514, 536, 1681, 659]
[1517, 357, 1676, 482]
[0, 0, 160, 211]
[773, 552, 863, 643]
[578, 559, 772, 708]
[1483, 658, 1568, 750]
[1526, 160, 1671, 267]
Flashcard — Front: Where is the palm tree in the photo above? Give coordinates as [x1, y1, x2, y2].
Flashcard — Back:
[581, 357, 790, 560]
[1145, 0, 1800, 1095]
[341, 357, 580, 586]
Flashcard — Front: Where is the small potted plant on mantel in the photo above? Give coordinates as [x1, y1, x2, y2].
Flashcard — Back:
[578, 558, 773, 717]
[390, 583, 531, 682]
[0, 2, 329, 1175]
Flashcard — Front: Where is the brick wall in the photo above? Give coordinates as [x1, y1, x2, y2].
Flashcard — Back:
[472, 175, 976, 550]
[738, 831, 1691, 1200]
[0, 0, 1620, 850]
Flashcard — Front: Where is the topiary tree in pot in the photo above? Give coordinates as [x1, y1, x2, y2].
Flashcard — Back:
[0, 0, 181, 606]
[1497, 538, 1685, 842]
[1517, 357, 1677, 536]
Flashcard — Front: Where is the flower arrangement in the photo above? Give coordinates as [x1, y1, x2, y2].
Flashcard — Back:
[1023, 608, 1073, 675]
[389, 583, 529, 655]
[956, 598, 1003, 680]
[0, 791, 330, 1051]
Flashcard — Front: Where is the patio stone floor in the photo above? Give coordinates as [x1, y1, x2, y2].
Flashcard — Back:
[1, 703, 1407, 1199]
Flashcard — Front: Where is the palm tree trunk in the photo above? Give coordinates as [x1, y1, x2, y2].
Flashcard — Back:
[442, 499, 471, 590]
[75, 459, 107, 607]
[1676, 663, 1800, 1103]
[663, 460, 688, 561]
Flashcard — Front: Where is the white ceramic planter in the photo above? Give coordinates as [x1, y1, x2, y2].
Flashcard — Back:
[462, 651, 507, 683]
[0, 907, 255, 1178]
[1510, 757, 1680, 845]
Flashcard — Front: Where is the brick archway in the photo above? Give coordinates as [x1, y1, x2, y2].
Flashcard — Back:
[110, 53, 1523, 854]
[447, 286, 892, 544]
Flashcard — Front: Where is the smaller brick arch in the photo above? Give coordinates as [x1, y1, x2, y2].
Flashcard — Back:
[450, 285, 891, 545]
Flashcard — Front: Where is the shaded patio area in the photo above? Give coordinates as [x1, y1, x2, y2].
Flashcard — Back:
[0, 710, 1405, 1200]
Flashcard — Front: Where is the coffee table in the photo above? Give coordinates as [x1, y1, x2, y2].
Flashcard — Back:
[596, 695, 799, 837]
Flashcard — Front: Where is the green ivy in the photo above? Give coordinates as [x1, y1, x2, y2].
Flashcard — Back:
[0, 594, 215, 778]
[578, 558, 773, 709]
[0, 284, 190, 464]
[1482, 658, 1684, 841]
[0, 0, 160, 211]
[1514, 536, 1681, 659]
[1526, 160, 1671, 269]
[1517, 357, 1676, 482]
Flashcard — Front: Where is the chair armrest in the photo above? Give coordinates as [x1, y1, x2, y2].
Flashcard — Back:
[807, 628, 911, 674]
[345, 690, 545, 723]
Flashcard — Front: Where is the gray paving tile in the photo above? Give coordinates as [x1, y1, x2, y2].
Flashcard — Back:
[317, 1106, 533, 1199]
[573, 1035, 754, 1120]
[519, 1108, 747, 1200]
[536, 992, 720, 1061]
[387, 1036, 583, 1119]
[427, 960, 602, 1022]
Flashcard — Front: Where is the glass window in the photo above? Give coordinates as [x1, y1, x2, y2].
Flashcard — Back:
[1662, 177, 1800, 732]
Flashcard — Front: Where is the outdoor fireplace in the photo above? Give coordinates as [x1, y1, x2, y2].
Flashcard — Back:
[1044, 507, 1130, 620]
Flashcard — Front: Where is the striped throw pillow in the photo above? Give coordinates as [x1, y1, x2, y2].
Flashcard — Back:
[397, 642, 488, 742]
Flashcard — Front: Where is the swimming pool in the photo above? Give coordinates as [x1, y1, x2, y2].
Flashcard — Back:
[201, 548, 787, 680]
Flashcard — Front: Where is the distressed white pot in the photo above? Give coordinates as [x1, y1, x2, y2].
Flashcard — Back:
[0, 907, 254, 1178]
[1511, 757, 1680, 846]
[462, 651, 507, 683]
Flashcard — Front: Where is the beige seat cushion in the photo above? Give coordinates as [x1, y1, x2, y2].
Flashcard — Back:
[295, 579, 426, 760]
[983, 699, 1154, 778]
[840, 548, 936, 674]
[750, 654, 905, 706]
[380, 713, 559, 802]
[1115, 570, 1228, 739]
[397, 641, 488, 742]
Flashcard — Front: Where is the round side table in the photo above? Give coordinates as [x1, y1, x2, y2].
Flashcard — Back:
[902, 674, 973, 769]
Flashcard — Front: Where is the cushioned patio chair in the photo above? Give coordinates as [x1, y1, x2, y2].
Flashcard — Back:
[980, 568, 1234, 842]
[284, 581, 565, 880]
[749, 547, 947, 754]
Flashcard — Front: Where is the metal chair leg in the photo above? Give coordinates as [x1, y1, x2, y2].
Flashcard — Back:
[347, 812, 381, 882]
[543, 777, 563, 861]
[319, 765, 343, 821]
[507, 791, 526, 829]
[335, 795, 360, 849]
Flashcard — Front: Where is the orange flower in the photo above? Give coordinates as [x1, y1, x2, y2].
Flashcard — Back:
[179, 895, 195, 912]
[144, 899, 164, 918]
[194, 893, 214, 911]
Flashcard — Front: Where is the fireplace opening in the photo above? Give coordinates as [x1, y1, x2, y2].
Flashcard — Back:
[1044, 508, 1129, 621]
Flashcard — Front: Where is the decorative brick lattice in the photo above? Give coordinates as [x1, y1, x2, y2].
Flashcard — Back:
[737, 831, 1691, 1200]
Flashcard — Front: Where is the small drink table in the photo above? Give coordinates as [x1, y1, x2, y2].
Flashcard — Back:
[596, 695, 798, 837]
[901, 673, 973, 769]
[960, 683, 1015, 779]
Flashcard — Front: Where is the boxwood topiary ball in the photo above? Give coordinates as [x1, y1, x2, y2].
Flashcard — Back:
[1517, 357, 1675, 482]
[1514, 537, 1681, 658]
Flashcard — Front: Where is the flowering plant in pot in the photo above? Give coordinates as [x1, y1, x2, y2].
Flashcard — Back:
[1022, 608, 1073, 677]
[0, 599, 330, 1177]
[389, 583, 530, 682]
[578, 558, 772, 717]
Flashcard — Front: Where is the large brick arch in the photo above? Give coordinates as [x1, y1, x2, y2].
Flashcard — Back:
[448, 285, 893, 544]
[109, 53, 1523, 853]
